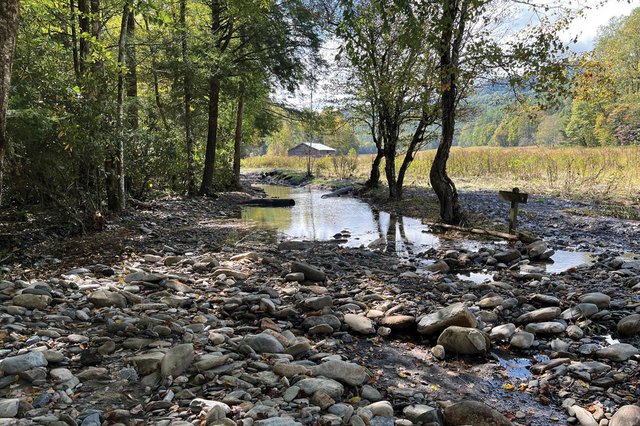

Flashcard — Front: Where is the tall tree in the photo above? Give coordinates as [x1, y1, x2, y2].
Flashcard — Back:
[337, 0, 438, 200]
[0, 0, 20, 206]
[418, 0, 574, 223]
[180, 0, 196, 195]
[199, 0, 225, 196]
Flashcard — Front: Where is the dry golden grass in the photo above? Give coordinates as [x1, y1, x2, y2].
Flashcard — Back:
[243, 146, 640, 202]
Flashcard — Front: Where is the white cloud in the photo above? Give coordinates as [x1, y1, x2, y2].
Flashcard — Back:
[563, 0, 639, 51]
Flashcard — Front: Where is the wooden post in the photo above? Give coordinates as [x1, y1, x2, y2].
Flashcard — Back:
[509, 187, 519, 234]
[499, 187, 529, 235]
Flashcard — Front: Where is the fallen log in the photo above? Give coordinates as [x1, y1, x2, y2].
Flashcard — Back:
[321, 186, 354, 199]
[240, 198, 295, 207]
[424, 222, 519, 241]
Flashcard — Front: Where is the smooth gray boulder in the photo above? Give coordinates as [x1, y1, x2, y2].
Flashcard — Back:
[417, 303, 477, 335]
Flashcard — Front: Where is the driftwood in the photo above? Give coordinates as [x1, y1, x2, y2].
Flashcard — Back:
[321, 186, 354, 199]
[240, 198, 295, 207]
[425, 222, 519, 241]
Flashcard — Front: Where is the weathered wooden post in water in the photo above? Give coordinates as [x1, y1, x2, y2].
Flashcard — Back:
[499, 187, 529, 234]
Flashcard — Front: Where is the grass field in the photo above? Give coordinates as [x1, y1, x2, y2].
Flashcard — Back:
[243, 146, 640, 204]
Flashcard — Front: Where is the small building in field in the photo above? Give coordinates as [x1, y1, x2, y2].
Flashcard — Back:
[288, 142, 337, 158]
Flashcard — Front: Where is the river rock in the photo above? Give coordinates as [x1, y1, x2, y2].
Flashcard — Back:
[296, 378, 344, 399]
[478, 296, 503, 309]
[12, 294, 52, 309]
[516, 307, 561, 324]
[302, 314, 341, 331]
[0, 352, 48, 374]
[437, 326, 490, 355]
[403, 404, 440, 424]
[617, 314, 640, 337]
[527, 241, 551, 260]
[0, 399, 20, 418]
[313, 360, 369, 386]
[129, 352, 165, 375]
[561, 303, 598, 320]
[378, 315, 415, 330]
[510, 331, 535, 349]
[579, 292, 610, 308]
[161, 344, 194, 377]
[304, 295, 332, 310]
[244, 333, 285, 353]
[610, 405, 640, 426]
[443, 400, 511, 426]
[291, 262, 326, 282]
[525, 321, 567, 334]
[364, 401, 393, 418]
[494, 249, 521, 263]
[490, 323, 516, 341]
[344, 314, 374, 334]
[417, 303, 477, 335]
[88, 289, 127, 308]
[596, 343, 639, 362]
[570, 405, 598, 426]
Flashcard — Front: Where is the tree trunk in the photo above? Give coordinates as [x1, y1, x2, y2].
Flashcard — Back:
[0, 0, 20, 207]
[396, 118, 427, 200]
[366, 148, 383, 189]
[199, 76, 220, 195]
[365, 125, 383, 189]
[232, 84, 245, 188]
[429, 0, 465, 225]
[70, 0, 80, 81]
[384, 140, 398, 200]
[78, 0, 90, 75]
[110, 2, 129, 212]
[180, 0, 196, 195]
[199, 0, 221, 196]
[125, 9, 137, 130]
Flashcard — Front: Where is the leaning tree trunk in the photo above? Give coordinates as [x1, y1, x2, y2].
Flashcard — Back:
[429, 0, 465, 225]
[365, 126, 383, 189]
[232, 84, 245, 188]
[199, 0, 222, 196]
[0, 0, 20, 207]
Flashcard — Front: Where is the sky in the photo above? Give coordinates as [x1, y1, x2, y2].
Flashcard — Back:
[555, 0, 638, 51]
[278, 0, 640, 109]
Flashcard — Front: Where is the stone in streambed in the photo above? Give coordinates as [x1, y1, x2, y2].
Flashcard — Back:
[596, 343, 639, 362]
[12, 294, 52, 309]
[417, 303, 477, 335]
[617, 314, 640, 337]
[312, 360, 369, 386]
[160, 344, 194, 377]
[344, 314, 375, 334]
[88, 289, 127, 308]
[244, 333, 285, 354]
[0, 352, 48, 374]
[516, 307, 561, 324]
[437, 326, 490, 355]
[296, 378, 344, 399]
[610, 405, 640, 426]
[291, 262, 326, 282]
[443, 400, 510, 426]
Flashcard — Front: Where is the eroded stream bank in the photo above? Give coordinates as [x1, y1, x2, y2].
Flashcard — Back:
[0, 188, 638, 426]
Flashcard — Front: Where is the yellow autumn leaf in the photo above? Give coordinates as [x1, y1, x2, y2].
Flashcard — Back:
[398, 372, 409, 378]
[503, 383, 515, 391]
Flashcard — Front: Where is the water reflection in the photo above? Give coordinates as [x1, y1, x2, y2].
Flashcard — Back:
[240, 185, 600, 273]
[241, 185, 440, 252]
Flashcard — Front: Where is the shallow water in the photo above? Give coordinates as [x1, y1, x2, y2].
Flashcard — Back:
[242, 185, 440, 254]
[242, 185, 597, 273]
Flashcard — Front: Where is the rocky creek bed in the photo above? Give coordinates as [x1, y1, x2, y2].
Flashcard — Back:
[0, 189, 639, 426]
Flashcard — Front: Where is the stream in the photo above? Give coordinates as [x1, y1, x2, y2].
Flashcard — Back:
[242, 184, 596, 274]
